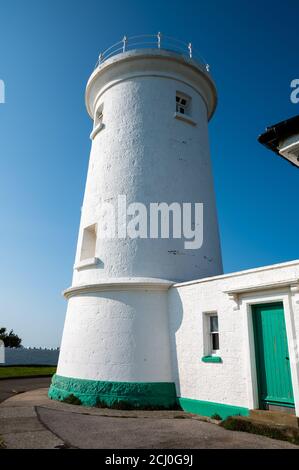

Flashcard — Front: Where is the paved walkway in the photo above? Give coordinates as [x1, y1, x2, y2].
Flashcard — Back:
[0, 377, 51, 404]
[0, 386, 298, 449]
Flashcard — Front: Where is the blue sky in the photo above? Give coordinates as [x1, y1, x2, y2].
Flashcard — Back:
[0, 0, 298, 347]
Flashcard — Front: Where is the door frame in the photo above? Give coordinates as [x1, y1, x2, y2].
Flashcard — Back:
[251, 301, 294, 409]
[240, 289, 299, 416]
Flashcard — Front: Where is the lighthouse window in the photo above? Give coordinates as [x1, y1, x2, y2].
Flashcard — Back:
[95, 104, 104, 127]
[80, 224, 97, 261]
[176, 93, 190, 115]
[90, 104, 104, 140]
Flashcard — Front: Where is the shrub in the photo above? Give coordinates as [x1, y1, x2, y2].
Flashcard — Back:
[220, 416, 299, 445]
[211, 413, 222, 421]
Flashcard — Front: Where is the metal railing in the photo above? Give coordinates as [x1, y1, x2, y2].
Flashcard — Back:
[94, 34, 210, 72]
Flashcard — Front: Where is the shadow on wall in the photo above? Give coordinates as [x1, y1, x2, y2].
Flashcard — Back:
[167, 289, 184, 397]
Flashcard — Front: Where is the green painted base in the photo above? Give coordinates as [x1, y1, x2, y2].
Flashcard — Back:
[49, 374, 177, 409]
[178, 397, 249, 420]
[49, 375, 249, 418]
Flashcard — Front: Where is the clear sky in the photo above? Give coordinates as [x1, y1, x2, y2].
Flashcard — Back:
[0, 0, 298, 347]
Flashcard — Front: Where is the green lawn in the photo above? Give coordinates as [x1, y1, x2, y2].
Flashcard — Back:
[0, 366, 56, 379]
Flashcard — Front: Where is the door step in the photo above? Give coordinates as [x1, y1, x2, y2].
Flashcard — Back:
[250, 409, 298, 428]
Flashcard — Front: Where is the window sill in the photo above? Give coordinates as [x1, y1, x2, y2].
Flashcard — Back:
[201, 355, 222, 363]
[90, 123, 104, 140]
[74, 257, 99, 270]
[174, 112, 197, 126]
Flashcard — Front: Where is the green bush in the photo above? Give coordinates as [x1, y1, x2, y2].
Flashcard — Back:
[211, 413, 222, 421]
[221, 416, 299, 445]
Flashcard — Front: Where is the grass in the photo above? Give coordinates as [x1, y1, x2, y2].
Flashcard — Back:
[221, 416, 299, 446]
[0, 366, 56, 379]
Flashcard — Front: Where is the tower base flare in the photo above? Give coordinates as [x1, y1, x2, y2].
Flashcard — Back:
[49, 374, 177, 409]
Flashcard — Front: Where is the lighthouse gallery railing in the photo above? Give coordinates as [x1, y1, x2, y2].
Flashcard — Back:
[94, 34, 210, 72]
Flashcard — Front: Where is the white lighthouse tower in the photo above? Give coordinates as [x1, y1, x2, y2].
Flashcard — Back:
[49, 35, 223, 407]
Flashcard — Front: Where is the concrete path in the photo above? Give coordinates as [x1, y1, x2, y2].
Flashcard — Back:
[0, 377, 52, 404]
[0, 387, 298, 449]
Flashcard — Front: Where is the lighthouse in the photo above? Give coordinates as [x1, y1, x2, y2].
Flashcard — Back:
[49, 35, 223, 408]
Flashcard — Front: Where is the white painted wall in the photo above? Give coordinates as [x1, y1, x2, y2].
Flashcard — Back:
[57, 285, 173, 382]
[75, 49, 222, 285]
[168, 260, 299, 415]
[57, 49, 222, 385]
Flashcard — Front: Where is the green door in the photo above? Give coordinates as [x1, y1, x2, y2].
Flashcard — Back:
[252, 302, 294, 409]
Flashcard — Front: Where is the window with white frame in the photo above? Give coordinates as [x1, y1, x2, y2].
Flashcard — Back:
[176, 93, 190, 115]
[209, 314, 219, 354]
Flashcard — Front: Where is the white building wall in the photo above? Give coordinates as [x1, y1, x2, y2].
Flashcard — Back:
[57, 283, 173, 383]
[168, 260, 299, 414]
[56, 49, 222, 388]
[74, 49, 222, 285]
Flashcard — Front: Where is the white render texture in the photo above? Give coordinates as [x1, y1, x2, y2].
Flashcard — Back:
[76, 49, 222, 285]
[57, 48, 222, 386]
[57, 285, 173, 382]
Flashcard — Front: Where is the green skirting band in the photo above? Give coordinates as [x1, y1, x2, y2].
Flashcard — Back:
[178, 397, 249, 419]
[49, 374, 177, 408]
[49, 374, 249, 418]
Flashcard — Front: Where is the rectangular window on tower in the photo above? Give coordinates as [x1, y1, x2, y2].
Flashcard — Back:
[176, 92, 190, 116]
[90, 103, 104, 140]
[95, 104, 103, 127]
[80, 224, 97, 261]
